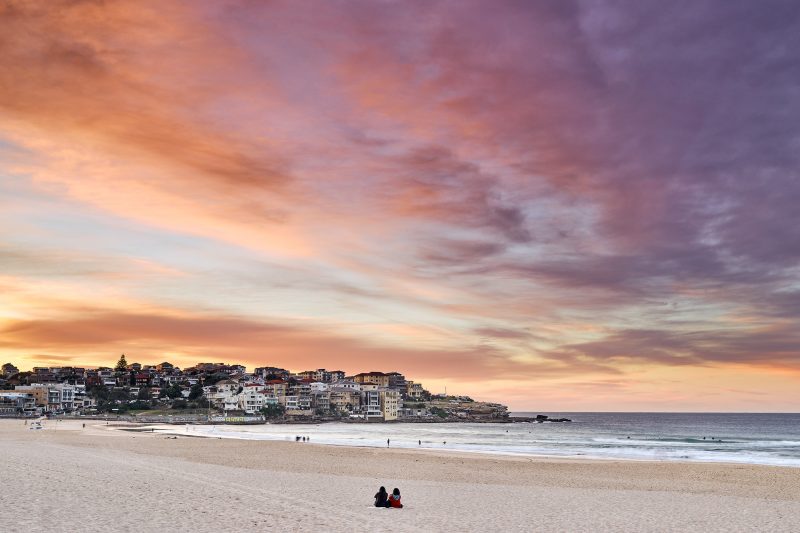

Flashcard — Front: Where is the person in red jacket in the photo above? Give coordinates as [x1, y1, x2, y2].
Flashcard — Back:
[388, 487, 403, 508]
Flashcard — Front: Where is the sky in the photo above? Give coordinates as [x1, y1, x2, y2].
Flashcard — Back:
[1, 0, 799, 411]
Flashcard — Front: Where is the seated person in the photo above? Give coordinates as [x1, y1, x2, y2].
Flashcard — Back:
[388, 487, 403, 508]
[374, 486, 389, 508]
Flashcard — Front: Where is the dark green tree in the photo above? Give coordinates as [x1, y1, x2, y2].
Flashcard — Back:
[114, 354, 128, 373]
[188, 383, 204, 401]
[165, 383, 183, 399]
[202, 373, 225, 386]
[260, 403, 285, 419]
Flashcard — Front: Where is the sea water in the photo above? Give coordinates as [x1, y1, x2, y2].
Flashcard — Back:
[159, 412, 800, 467]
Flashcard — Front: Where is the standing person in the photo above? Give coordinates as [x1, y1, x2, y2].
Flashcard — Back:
[374, 486, 389, 508]
[387, 438, 390, 447]
[418, 440, 421, 446]
[388, 488, 403, 508]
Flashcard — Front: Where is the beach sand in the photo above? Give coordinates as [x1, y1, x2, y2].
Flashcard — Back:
[2, 419, 799, 532]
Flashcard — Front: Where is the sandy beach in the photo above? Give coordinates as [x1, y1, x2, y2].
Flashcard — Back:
[2, 419, 799, 532]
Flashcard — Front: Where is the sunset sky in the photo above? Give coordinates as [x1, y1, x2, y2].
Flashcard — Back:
[1, 1, 799, 411]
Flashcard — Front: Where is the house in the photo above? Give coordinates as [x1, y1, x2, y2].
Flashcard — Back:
[0, 392, 37, 416]
[331, 380, 360, 392]
[406, 381, 425, 399]
[228, 365, 247, 375]
[253, 367, 290, 380]
[155, 362, 175, 373]
[310, 382, 329, 393]
[263, 380, 288, 398]
[13, 385, 50, 411]
[353, 372, 389, 387]
[212, 379, 240, 395]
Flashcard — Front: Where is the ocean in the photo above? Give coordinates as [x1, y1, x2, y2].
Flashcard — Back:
[158, 412, 800, 467]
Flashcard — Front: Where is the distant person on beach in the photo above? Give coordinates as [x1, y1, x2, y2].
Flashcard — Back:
[418, 440, 421, 446]
[374, 486, 389, 508]
[388, 488, 403, 508]
[387, 438, 390, 447]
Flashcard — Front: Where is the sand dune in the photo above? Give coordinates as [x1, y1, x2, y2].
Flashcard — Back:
[1, 419, 799, 532]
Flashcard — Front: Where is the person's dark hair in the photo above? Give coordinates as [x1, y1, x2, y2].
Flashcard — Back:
[379, 486, 387, 493]
[392, 488, 400, 496]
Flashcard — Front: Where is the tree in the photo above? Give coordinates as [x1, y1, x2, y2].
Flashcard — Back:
[261, 403, 285, 419]
[137, 387, 151, 401]
[88, 385, 110, 401]
[188, 383, 204, 401]
[114, 354, 128, 373]
[165, 383, 183, 399]
[430, 407, 448, 419]
[109, 388, 131, 403]
[202, 373, 225, 386]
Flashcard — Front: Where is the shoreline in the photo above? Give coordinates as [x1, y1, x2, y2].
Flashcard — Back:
[131, 419, 800, 469]
[3, 419, 800, 532]
[9, 418, 800, 474]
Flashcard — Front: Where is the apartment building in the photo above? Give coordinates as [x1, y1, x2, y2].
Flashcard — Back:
[13, 383, 75, 412]
[353, 372, 389, 387]
[312, 391, 331, 412]
[363, 390, 383, 420]
[380, 389, 400, 421]
[263, 380, 288, 398]
[329, 389, 360, 414]
[0, 392, 36, 416]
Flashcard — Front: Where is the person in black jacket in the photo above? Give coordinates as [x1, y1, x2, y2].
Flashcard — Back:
[374, 486, 389, 507]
